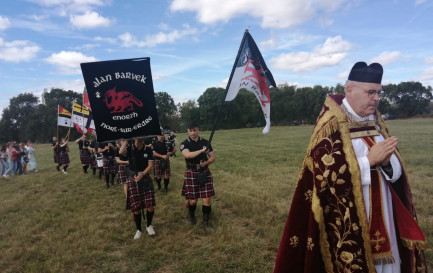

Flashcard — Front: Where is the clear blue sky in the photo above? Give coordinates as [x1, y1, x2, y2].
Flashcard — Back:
[1, 0, 433, 114]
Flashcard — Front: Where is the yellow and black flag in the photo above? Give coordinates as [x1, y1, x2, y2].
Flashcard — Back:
[57, 105, 72, 127]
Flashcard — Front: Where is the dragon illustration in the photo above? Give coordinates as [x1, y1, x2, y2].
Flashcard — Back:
[103, 87, 143, 113]
[241, 59, 270, 106]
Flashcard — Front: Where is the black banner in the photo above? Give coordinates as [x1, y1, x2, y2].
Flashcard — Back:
[80, 57, 160, 142]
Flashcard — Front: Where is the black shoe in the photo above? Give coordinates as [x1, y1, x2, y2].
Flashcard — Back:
[56, 166, 60, 171]
[188, 216, 197, 226]
[203, 221, 213, 231]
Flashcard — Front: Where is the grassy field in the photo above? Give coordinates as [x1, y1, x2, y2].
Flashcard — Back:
[1, 118, 432, 273]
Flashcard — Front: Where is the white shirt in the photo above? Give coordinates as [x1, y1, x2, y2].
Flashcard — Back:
[343, 98, 401, 273]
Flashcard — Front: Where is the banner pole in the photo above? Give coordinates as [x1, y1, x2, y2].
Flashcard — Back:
[56, 105, 59, 143]
[208, 29, 249, 145]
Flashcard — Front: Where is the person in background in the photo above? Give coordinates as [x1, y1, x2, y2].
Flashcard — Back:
[180, 122, 216, 230]
[58, 138, 70, 174]
[273, 62, 427, 273]
[168, 131, 177, 157]
[89, 136, 100, 177]
[119, 138, 156, 239]
[152, 131, 176, 193]
[13, 142, 23, 175]
[19, 143, 29, 174]
[98, 141, 118, 189]
[75, 134, 92, 174]
[4, 143, 17, 177]
[115, 140, 130, 197]
[1, 144, 8, 177]
[52, 136, 61, 172]
[25, 141, 37, 172]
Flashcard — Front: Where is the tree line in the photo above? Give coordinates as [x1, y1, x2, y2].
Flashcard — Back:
[1, 81, 431, 143]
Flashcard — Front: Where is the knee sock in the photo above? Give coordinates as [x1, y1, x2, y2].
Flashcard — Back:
[189, 204, 197, 218]
[110, 174, 115, 184]
[105, 175, 111, 188]
[156, 178, 161, 189]
[202, 205, 211, 222]
[164, 178, 169, 189]
[134, 213, 142, 231]
[84, 165, 89, 173]
[63, 165, 68, 172]
[146, 210, 154, 227]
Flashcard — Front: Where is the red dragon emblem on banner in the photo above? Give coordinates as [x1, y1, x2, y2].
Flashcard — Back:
[241, 59, 270, 106]
[103, 87, 143, 113]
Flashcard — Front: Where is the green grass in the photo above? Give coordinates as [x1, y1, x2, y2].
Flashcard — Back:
[1, 118, 432, 272]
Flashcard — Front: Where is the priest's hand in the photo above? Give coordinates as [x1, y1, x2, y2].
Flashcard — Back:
[367, 136, 398, 167]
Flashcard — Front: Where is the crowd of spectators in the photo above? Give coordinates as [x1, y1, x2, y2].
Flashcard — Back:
[1, 141, 38, 177]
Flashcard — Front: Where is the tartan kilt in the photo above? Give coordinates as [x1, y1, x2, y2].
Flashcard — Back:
[181, 166, 215, 200]
[125, 175, 156, 211]
[79, 150, 92, 165]
[117, 164, 128, 184]
[102, 156, 117, 175]
[53, 153, 60, 163]
[58, 153, 70, 165]
[154, 158, 171, 178]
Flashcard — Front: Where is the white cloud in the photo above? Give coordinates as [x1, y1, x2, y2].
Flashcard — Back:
[0, 16, 11, 30]
[416, 66, 433, 82]
[45, 78, 86, 93]
[270, 36, 352, 72]
[72, 43, 100, 50]
[369, 51, 402, 65]
[26, 0, 108, 13]
[70, 11, 112, 29]
[45, 51, 97, 75]
[94, 36, 117, 44]
[119, 24, 198, 47]
[0, 38, 40, 62]
[170, 0, 348, 28]
[338, 70, 349, 80]
[423, 56, 433, 64]
[260, 37, 279, 48]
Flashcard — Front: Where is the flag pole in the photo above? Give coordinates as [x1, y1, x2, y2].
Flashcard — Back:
[56, 105, 59, 143]
[81, 95, 85, 136]
[66, 101, 75, 141]
[208, 29, 249, 145]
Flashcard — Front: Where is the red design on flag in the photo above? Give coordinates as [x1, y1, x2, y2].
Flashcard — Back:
[83, 92, 91, 110]
[103, 87, 143, 113]
[241, 59, 270, 106]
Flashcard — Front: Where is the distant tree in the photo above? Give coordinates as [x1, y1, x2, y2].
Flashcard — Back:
[42, 88, 82, 141]
[332, 83, 346, 94]
[383, 81, 433, 117]
[0, 93, 39, 142]
[197, 87, 225, 130]
[270, 85, 296, 125]
[154, 92, 177, 129]
[222, 90, 263, 129]
[178, 100, 200, 131]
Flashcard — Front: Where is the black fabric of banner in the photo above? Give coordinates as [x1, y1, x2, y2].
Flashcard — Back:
[80, 57, 160, 142]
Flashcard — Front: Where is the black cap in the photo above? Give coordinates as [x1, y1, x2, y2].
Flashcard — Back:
[348, 62, 383, 84]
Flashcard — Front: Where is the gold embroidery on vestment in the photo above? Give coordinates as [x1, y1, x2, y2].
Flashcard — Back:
[289, 236, 299, 247]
